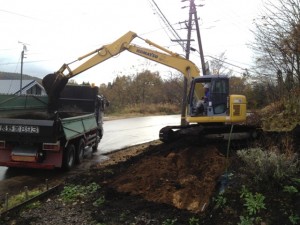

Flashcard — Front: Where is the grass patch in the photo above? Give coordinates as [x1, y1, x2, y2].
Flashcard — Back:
[107, 103, 180, 116]
[0, 189, 42, 212]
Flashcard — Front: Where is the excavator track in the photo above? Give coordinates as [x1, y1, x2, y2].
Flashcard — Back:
[159, 124, 258, 143]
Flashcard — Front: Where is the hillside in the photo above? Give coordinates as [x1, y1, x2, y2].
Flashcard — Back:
[0, 71, 41, 82]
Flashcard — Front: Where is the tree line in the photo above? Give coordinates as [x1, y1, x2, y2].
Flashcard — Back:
[99, 70, 183, 114]
[97, 69, 273, 115]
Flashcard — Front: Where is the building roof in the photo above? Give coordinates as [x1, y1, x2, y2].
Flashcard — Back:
[0, 80, 44, 94]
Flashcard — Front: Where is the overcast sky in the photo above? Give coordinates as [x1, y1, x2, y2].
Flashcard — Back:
[0, 0, 263, 85]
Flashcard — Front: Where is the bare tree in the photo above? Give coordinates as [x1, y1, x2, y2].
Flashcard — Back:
[252, 0, 300, 88]
[208, 52, 234, 76]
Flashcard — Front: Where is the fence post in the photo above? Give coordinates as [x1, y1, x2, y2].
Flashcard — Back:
[5, 193, 9, 210]
[24, 186, 28, 200]
[46, 179, 49, 190]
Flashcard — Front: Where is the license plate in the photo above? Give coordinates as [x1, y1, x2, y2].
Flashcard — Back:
[0, 124, 39, 134]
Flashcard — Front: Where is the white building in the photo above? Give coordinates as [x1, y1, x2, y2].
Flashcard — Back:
[0, 80, 46, 96]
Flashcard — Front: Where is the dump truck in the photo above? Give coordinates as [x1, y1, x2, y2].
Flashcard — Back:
[0, 84, 107, 170]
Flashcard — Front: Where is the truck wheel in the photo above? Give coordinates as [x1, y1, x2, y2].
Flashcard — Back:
[63, 144, 75, 170]
[76, 139, 85, 164]
[92, 131, 100, 153]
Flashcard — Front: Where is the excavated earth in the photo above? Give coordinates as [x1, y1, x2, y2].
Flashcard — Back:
[1, 137, 234, 225]
[1, 132, 298, 225]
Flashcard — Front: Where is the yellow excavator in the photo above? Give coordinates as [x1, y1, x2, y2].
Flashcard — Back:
[42, 31, 252, 143]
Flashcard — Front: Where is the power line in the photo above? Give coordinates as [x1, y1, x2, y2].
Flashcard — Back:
[148, 0, 185, 51]
[0, 59, 49, 66]
[0, 9, 39, 21]
[204, 54, 248, 70]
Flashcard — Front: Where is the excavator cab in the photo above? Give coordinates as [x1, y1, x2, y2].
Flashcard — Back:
[188, 75, 229, 117]
[186, 74, 247, 125]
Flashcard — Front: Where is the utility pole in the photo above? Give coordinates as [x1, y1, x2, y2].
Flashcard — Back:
[193, 2, 206, 75]
[180, 0, 194, 126]
[178, 0, 206, 126]
[19, 43, 27, 95]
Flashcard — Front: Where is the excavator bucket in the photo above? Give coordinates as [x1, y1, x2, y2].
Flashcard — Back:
[42, 72, 69, 97]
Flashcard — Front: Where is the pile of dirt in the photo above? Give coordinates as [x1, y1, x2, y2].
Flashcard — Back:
[109, 145, 226, 213]
[1, 139, 230, 225]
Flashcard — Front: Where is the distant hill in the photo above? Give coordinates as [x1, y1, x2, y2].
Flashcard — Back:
[0, 71, 42, 82]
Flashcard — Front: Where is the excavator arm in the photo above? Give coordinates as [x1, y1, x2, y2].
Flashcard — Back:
[124, 40, 199, 81]
[42, 31, 200, 99]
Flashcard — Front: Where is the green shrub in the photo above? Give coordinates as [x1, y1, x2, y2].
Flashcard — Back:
[237, 148, 299, 186]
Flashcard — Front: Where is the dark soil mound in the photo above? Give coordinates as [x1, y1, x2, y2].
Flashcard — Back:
[109, 144, 226, 213]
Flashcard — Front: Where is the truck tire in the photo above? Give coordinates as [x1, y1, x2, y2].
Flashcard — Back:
[76, 139, 85, 164]
[92, 131, 100, 153]
[63, 144, 76, 170]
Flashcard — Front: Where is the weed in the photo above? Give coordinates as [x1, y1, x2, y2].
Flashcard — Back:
[213, 193, 227, 209]
[291, 177, 300, 184]
[289, 213, 300, 225]
[119, 210, 130, 222]
[103, 169, 114, 174]
[238, 215, 262, 225]
[240, 186, 266, 216]
[60, 184, 84, 202]
[85, 182, 101, 193]
[188, 216, 200, 225]
[162, 218, 177, 225]
[93, 195, 105, 207]
[238, 216, 253, 225]
[283, 185, 298, 194]
[60, 182, 100, 203]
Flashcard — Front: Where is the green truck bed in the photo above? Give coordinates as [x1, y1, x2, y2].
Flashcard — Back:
[0, 94, 48, 118]
[61, 114, 98, 141]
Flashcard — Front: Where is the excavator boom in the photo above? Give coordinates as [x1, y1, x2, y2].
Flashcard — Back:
[42, 31, 200, 102]
[42, 31, 137, 97]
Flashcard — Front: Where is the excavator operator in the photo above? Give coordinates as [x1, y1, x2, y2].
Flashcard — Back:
[194, 83, 210, 116]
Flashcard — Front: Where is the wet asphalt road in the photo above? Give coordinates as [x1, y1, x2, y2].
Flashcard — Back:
[0, 115, 180, 195]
